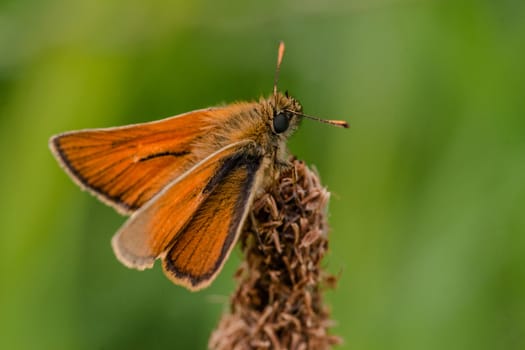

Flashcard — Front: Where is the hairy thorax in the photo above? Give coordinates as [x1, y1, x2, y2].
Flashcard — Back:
[189, 93, 303, 188]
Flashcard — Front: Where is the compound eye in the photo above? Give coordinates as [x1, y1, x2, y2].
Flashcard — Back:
[273, 112, 289, 134]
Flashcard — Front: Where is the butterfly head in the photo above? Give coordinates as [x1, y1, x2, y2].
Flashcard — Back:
[267, 91, 303, 138]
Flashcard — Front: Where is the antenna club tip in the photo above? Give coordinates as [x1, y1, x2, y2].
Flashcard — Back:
[277, 42, 285, 63]
[327, 119, 350, 128]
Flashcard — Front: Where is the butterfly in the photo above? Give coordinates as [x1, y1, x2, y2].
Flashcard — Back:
[49, 42, 348, 291]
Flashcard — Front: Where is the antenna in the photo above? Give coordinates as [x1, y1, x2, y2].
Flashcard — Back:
[273, 41, 285, 101]
[274, 42, 349, 129]
[285, 109, 349, 128]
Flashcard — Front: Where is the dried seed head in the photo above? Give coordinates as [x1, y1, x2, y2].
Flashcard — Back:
[209, 160, 341, 350]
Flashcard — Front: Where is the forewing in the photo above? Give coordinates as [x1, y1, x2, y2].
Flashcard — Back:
[162, 153, 263, 290]
[111, 141, 258, 272]
[49, 108, 218, 214]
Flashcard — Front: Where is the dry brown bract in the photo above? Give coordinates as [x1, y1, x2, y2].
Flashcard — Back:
[209, 160, 341, 350]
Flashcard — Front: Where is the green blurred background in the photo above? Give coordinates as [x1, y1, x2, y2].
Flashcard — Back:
[1, 0, 524, 349]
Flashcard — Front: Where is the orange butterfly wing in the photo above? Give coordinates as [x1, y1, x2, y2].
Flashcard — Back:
[162, 151, 263, 290]
[50, 107, 222, 214]
[111, 141, 262, 281]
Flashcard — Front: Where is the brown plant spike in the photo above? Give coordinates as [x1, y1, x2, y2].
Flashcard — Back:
[209, 159, 341, 350]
